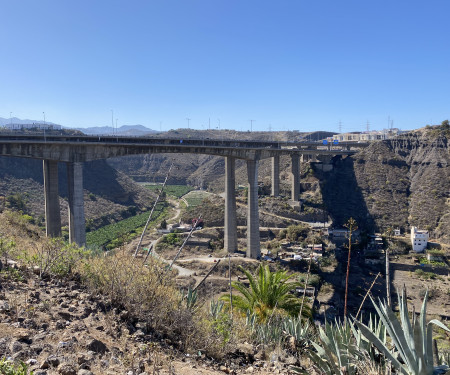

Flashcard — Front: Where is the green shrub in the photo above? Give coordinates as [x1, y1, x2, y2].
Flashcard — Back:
[0, 358, 30, 375]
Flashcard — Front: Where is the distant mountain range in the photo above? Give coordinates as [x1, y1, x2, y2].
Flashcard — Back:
[0, 118, 157, 136]
[0, 117, 59, 127]
[74, 125, 158, 136]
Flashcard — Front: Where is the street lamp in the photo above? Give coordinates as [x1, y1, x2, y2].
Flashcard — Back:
[111, 109, 114, 134]
[186, 118, 191, 129]
[9, 112, 12, 127]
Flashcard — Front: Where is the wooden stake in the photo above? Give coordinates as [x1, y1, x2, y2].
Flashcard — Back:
[134, 164, 173, 257]
[192, 259, 221, 292]
[355, 272, 381, 320]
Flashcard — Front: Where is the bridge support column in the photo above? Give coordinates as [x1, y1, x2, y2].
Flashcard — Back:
[224, 156, 238, 253]
[43, 160, 61, 237]
[67, 162, 86, 246]
[271, 155, 280, 197]
[246, 159, 260, 259]
[291, 154, 300, 202]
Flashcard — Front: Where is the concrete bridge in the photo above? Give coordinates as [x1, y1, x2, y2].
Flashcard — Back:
[0, 133, 367, 258]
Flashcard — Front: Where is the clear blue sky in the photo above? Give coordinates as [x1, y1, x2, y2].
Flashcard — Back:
[1, 0, 449, 133]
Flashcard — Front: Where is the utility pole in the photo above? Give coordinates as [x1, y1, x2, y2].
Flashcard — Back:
[9, 112, 12, 126]
[366, 120, 370, 132]
[339, 121, 342, 133]
[116, 119, 118, 134]
[43, 112, 46, 141]
[250, 119, 255, 132]
[186, 118, 191, 129]
[111, 110, 114, 134]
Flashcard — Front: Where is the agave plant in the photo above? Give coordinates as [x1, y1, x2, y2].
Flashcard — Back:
[354, 289, 450, 375]
[283, 316, 310, 349]
[181, 287, 198, 311]
[304, 319, 363, 375]
[209, 299, 225, 319]
[352, 313, 388, 364]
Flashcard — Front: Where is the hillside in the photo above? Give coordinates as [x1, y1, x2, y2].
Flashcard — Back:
[109, 126, 449, 243]
[321, 126, 449, 242]
[0, 157, 156, 231]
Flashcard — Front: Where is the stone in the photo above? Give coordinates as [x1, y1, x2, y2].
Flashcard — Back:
[85, 338, 107, 354]
[56, 320, 66, 329]
[245, 366, 254, 373]
[42, 354, 62, 368]
[10, 341, 23, 353]
[57, 363, 77, 375]
[77, 370, 94, 375]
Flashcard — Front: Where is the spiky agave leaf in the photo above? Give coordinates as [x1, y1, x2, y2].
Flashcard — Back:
[354, 289, 450, 375]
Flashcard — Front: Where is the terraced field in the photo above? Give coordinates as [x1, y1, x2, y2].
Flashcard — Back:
[86, 202, 167, 249]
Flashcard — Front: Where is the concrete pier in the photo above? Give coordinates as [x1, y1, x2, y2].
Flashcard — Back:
[43, 160, 61, 237]
[271, 155, 280, 197]
[224, 156, 238, 253]
[246, 159, 261, 259]
[291, 154, 300, 202]
[67, 162, 86, 246]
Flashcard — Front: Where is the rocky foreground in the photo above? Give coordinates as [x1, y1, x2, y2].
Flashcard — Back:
[0, 264, 301, 375]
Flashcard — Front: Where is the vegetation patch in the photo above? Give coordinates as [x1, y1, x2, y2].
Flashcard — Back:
[86, 202, 167, 249]
[145, 184, 194, 198]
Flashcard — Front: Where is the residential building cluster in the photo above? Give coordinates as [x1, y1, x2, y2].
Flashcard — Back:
[327, 128, 406, 142]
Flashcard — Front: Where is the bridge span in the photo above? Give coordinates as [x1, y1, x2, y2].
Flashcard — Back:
[0, 134, 366, 258]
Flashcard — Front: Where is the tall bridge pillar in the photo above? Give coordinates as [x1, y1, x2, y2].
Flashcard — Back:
[246, 159, 260, 259]
[43, 160, 61, 237]
[291, 154, 300, 202]
[271, 155, 280, 197]
[67, 162, 86, 246]
[224, 156, 238, 253]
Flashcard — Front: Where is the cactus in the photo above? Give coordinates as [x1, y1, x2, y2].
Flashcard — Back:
[354, 289, 450, 375]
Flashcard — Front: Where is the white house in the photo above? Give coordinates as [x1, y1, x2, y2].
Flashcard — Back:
[410, 226, 428, 252]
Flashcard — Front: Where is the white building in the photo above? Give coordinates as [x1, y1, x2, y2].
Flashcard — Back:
[410, 226, 428, 252]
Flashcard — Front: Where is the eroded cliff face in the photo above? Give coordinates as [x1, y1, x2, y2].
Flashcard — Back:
[322, 127, 449, 243]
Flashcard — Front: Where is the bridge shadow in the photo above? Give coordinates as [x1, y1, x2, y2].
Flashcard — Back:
[0, 157, 138, 207]
[314, 156, 387, 321]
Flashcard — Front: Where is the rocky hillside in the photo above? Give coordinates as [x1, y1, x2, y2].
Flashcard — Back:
[0, 157, 156, 230]
[321, 125, 449, 242]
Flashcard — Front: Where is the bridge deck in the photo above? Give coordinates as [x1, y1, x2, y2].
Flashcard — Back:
[0, 134, 364, 162]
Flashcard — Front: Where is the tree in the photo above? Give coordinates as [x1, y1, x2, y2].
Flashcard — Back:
[220, 264, 311, 322]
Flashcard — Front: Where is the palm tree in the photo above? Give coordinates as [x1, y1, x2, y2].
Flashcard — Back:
[221, 264, 311, 322]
